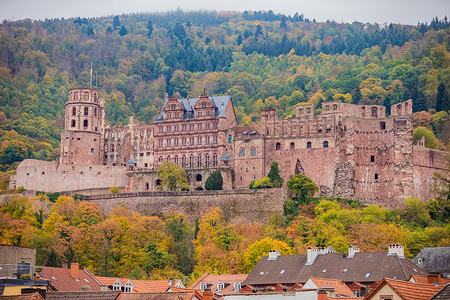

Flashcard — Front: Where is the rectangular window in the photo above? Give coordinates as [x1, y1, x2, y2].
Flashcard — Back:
[159, 127, 163, 133]
[175, 125, 179, 132]
[84, 107, 89, 116]
[190, 124, 195, 131]
[167, 139, 171, 147]
[166, 126, 171, 132]
[182, 138, 187, 146]
[198, 124, 202, 131]
[197, 137, 202, 145]
[375, 173, 378, 180]
[190, 137, 194, 145]
[159, 140, 163, 148]
[174, 138, 179, 146]
[228, 135, 232, 143]
[83, 120, 88, 127]
[182, 125, 187, 132]
[205, 124, 210, 130]
[198, 111, 202, 117]
[371, 155, 375, 162]
[213, 136, 218, 144]
[213, 123, 218, 130]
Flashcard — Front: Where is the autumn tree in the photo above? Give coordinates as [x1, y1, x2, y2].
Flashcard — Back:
[242, 237, 292, 272]
[413, 126, 439, 149]
[156, 162, 190, 191]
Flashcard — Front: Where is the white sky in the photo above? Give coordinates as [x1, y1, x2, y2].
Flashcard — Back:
[0, 0, 448, 25]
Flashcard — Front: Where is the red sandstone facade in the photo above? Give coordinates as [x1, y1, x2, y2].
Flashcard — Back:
[9, 88, 445, 206]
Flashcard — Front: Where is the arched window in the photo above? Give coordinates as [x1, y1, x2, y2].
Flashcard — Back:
[197, 154, 202, 167]
[371, 107, 378, 118]
[213, 153, 218, 166]
[307, 141, 312, 149]
[196, 174, 202, 181]
[190, 155, 194, 167]
[166, 156, 171, 162]
[362, 107, 366, 117]
[90, 148, 94, 153]
[205, 154, 210, 166]
[217, 282, 225, 291]
[239, 147, 245, 157]
[182, 155, 186, 167]
[290, 142, 295, 150]
[174, 155, 178, 164]
[199, 282, 207, 292]
[145, 182, 149, 190]
[72, 107, 76, 116]
[111, 144, 115, 152]
[276, 142, 281, 150]
[156, 179, 161, 186]
[323, 141, 329, 148]
[71, 120, 76, 127]
[233, 282, 241, 291]
[159, 156, 163, 163]
[250, 146, 256, 156]
[333, 104, 338, 110]
[325, 105, 330, 111]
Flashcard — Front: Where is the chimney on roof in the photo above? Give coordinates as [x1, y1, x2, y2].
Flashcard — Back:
[203, 288, 214, 300]
[387, 244, 404, 258]
[306, 247, 328, 265]
[70, 263, 79, 280]
[348, 245, 360, 258]
[268, 249, 281, 260]
[317, 289, 328, 300]
[168, 277, 174, 287]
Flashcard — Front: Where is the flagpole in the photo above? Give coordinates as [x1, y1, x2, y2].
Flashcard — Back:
[90, 63, 93, 88]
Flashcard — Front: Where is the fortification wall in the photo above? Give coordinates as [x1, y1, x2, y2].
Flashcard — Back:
[81, 188, 286, 224]
[12, 159, 128, 193]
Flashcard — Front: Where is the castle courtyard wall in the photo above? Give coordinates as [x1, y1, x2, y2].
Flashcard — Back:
[11, 159, 128, 193]
[81, 188, 286, 224]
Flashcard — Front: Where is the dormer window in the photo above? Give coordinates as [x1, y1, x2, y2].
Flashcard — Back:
[233, 281, 241, 291]
[217, 281, 225, 291]
[199, 282, 207, 291]
[113, 279, 123, 291]
[417, 258, 423, 264]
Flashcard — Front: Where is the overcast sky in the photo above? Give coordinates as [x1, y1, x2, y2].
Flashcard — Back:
[0, 0, 448, 25]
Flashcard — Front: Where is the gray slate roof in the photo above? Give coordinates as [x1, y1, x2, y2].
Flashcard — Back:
[155, 95, 231, 123]
[412, 247, 450, 274]
[243, 252, 426, 286]
[430, 283, 450, 300]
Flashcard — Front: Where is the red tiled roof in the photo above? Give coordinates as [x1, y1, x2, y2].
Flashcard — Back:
[116, 291, 199, 300]
[95, 277, 152, 293]
[306, 277, 355, 297]
[409, 275, 450, 286]
[366, 278, 442, 300]
[0, 293, 44, 300]
[189, 273, 248, 294]
[42, 267, 102, 292]
[45, 291, 120, 300]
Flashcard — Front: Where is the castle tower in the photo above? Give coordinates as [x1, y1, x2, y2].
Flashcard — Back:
[60, 88, 105, 165]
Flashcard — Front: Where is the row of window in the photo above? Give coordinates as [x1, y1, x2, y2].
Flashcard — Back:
[158, 153, 218, 167]
[158, 123, 218, 133]
[158, 136, 218, 147]
[239, 146, 257, 157]
[199, 281, 241, 292]
[71, 106, 98, 117]
[275, 141, 329, 150]
[71, 119, 97, 131]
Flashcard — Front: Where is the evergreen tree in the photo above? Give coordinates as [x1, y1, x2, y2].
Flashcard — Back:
[412, 86, 428, 112]
[119, 26, 128, 36]
[113, 16, 121, 29]
[236, 34, 243, 46]
[267, 161, 284, 188]
[147, 20, 153, 37]
[106, 26, 113, 34]
[205, 170, 223, 190]
[86, 26, 94, 36]
[436, 82, 449, 112]
[280, 17, 287, 29]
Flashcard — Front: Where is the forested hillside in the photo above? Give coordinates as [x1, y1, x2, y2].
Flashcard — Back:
[0, 10, 449, 188]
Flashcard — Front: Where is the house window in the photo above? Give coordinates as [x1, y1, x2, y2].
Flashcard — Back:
[250, 146, 256, 156]
[198, 124, 202, 130]
[190, 137, 195, 145]
[213, 136, 218, 143]
[198, 137, 202, 145]
[174, 155, 179, 164]
[381, 297, 392, 300]
[190, 124, 195, 131]
[333, 104, 337, 110]
[380, 122, 386, 130]
[159, 126, 163, 133]
[166, 126, 171, 132]
[375, 173, 378, 180]
[290, 142, 295, 149]
[372, 107, 378, 118]
[182, 125, 187, 132]
[217, 282, 225, 291]
[239, 147, 245, 157]
[276, 142, 281, 150]
[307, 141, 312, 149]
[352, 290, 360, 297]
[182, 155, 187, 167]
[145, 183, 149, 190]
[199, 282, 207, 292]
[197, 155, 202, 167]
[213, 153, 218, 166]
[371, 155, 375, 162]
[233, 282, 241, 291]
[324, 141, 329, 148]
[205, 136, 210, 144]
[159, 156, 163, 163]
[166, 139, 171, 147]
[205, 154, 210, 166]
[84, 107, 88, 116]
[182, 138, 187, 146]
[166, 156, 171, 162]
[190, 155, 194, 167]
[83, 120, 88, 127]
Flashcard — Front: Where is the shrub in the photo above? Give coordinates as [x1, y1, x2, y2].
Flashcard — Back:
[110, 186, 119, 193]
[205, 170, 223, 190]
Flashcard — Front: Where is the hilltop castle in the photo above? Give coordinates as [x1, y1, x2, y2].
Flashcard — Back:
[10, 88, 448, 206]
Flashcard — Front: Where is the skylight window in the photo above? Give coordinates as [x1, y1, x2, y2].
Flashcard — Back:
[84, 279, 89, 283]
[280, 269, 286, 274]
[365, 272, 371, 278]
[260, 272, 264, 275]
[322, 269, 326, 273]
[51, 276, 56, 280]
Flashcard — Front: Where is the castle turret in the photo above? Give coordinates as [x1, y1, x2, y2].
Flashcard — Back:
[60, 88, 105, 165]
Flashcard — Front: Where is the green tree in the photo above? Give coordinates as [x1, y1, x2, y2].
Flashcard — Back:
[119, 26, 128, 36]
[267, 161, 284, 188]
[401, 198, 431, 227]
[147, 20, 153, 37]
[205, 170, 223, 190]
[413, 126, 439, 149]
[249, 177, 273, 189]
[287, 174, 319, 204]
[435, 82, 449, 112]
[113, 16, 121, 29]
[156, 162, 189, 191]
[431, 155, 450, 222]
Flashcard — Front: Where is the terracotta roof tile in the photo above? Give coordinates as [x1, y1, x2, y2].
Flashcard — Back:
[190, 273, 248, 294]
[42, 267, 102, 292]
[366, 278, 442, 300]
[0, 293, 44, 300]
[409, 275, 450, 286]
[116, 291, 198, 300]
[306, 277, 355, 297]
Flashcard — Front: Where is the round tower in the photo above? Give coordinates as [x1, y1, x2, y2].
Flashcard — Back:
[60, 88, 105, 165]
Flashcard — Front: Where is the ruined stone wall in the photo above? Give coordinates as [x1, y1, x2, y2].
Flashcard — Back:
[12, 159, 128, 193]
[412, 146, 448, 201]
[82, 188, 286, 224]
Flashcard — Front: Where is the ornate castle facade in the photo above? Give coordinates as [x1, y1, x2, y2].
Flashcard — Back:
[10, 88, 448, 206]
